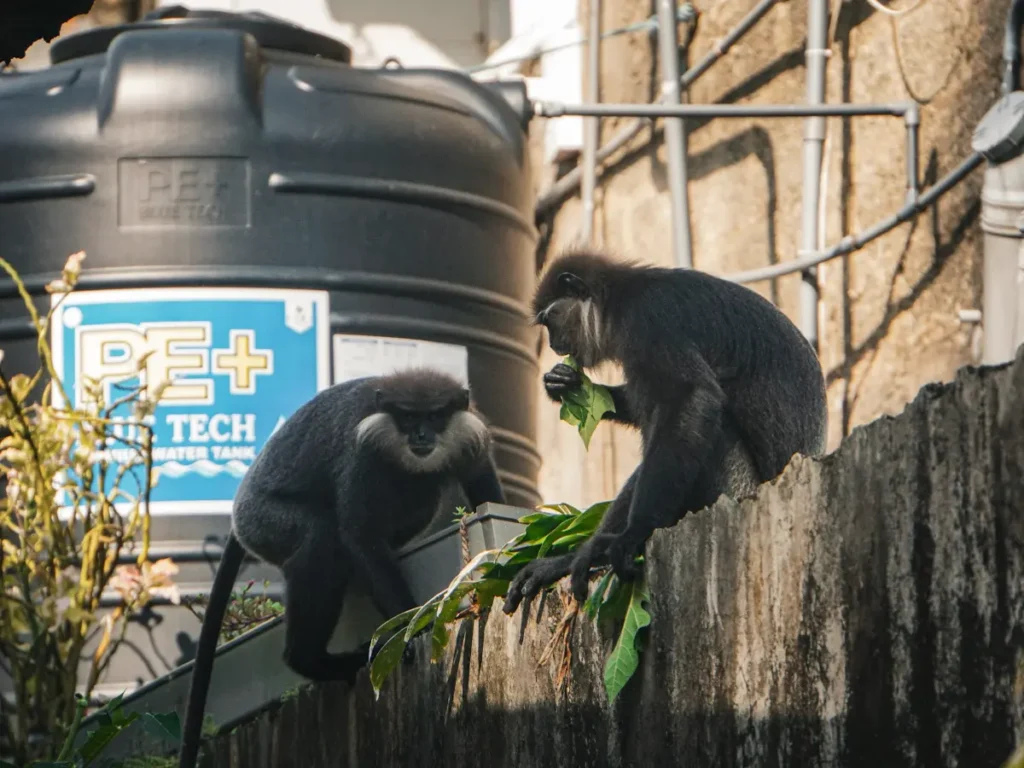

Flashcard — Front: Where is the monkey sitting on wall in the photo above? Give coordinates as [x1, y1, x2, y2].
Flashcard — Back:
[178, 369, 506, 768]
[503, 248, 827, 614]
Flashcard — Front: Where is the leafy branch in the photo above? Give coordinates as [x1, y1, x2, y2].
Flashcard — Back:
[555, 356, 615, 449]
[186, 579, 284, 644]
[366, 501, 649, 703]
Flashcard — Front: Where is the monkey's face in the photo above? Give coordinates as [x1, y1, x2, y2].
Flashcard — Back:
[389, 407, 450, 458]
[533, 269, 606, 369]
[358, 387, 489, 475]
[536, 297, 603, 369]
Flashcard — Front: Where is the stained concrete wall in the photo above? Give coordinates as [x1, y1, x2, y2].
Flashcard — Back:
[207, 350, 1024, 768]
[529, 0, 1008, 511]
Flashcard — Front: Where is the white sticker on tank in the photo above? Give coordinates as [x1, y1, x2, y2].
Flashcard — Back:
[332, 334, 469, 387]
[284, 299, 315, 334]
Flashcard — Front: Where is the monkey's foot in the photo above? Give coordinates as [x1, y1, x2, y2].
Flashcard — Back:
[569, 533, 644, 602]
[502, 555, 573, 615]
[605, 535, 645, 582]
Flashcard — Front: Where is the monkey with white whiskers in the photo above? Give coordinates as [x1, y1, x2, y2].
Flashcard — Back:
[503, 248, 827, 614]
[178, 369, 505, 768]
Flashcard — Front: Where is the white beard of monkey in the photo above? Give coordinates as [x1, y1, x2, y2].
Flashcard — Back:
[577, 299, 603, 363]
[355, 410, 490, 474]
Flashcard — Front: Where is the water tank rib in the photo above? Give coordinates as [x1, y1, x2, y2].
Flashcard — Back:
[268, 171, 537, 237]
[0, 173, 95, 202]
[0, 266, 530, 319]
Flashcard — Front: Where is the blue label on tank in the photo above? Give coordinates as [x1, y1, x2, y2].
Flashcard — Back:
[50, 288, 330, 516]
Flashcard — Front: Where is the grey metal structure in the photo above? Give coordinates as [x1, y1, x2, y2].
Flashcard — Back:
[656, 0, 693, 268]
[972, 89, 1024, 366]
[798, 0, 829, 351]
[531, 0, 994, 353]
[536, 0, 759, 216]
[580, 0, 601, 244]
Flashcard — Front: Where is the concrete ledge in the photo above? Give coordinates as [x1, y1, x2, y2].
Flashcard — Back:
[208, 352, 1024, 767]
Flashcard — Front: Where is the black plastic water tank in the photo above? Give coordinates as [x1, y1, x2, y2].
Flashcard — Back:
[0, 7, 540, 505]
[0, 8, 540, 695]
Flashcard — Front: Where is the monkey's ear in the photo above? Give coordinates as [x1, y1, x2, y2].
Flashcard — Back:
[557, 272, 590, 300]
[457, 388, 471, 410]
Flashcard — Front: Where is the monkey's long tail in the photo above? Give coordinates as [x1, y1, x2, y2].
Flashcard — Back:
[177, 532, 245, 768]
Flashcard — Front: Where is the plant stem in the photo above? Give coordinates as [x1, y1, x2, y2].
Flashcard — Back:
[0, 366, 45, 489]
[55, 695, 87, 761]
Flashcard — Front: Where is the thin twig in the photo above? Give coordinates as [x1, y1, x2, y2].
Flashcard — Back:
[0, 366, 45, 487]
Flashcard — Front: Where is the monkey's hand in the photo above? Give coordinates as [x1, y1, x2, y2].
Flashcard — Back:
[543, 363, 584, 403]
[569, 533, 643, 603]
[502, 554, 573, 614]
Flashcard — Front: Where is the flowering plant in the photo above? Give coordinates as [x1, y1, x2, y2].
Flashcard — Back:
[0, 252, 175, 764]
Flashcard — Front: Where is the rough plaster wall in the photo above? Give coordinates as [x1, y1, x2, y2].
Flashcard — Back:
[209, 351, 1024, 768]
[529, 0, 1007, 511]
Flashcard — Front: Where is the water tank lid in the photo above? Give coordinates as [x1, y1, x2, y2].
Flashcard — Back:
[49, 6, 353, 66]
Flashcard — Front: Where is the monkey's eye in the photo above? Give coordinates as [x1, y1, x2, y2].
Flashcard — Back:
[394, 413, 418, 430]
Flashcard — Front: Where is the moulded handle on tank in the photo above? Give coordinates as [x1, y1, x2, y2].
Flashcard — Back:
[49, 5, 353, 66]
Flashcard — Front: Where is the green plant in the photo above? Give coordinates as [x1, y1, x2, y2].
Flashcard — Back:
[0, 252, 175, 763]
[555, 356, 615, 449]
[186, 579, 284, 644]
[0, 693, 181, 768]
[367, 500, 649, 704]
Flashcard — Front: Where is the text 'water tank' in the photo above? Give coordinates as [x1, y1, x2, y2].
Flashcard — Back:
[0, 7, 539, 696]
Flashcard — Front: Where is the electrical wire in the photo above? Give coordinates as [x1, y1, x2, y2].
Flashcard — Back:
[724, 151, 983, 284]
[887, 0, 964, 105]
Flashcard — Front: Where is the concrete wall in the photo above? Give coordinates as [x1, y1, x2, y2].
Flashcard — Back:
[206, 349, 1024, 768]
[528, 0, 1008, 510]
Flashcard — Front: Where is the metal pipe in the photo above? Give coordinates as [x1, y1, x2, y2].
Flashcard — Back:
[533, 101, 912, 118]
[536, 0, 775, 216]
[725, 152, 984, 284]
[904, 103, 920, 203]
[1003, 0, 1024, 94]
[656, 0, 693, 267]
[580, 0, 601, 243]
[798, 0, 829, 351]
[1015, 238, 1024, 353]
[980, 229, 1022, 365]
[681, 0, 778, 86]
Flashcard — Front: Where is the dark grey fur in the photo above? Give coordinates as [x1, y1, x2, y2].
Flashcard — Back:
[503, 248, 827, 613]
[179, 369, 505, 768]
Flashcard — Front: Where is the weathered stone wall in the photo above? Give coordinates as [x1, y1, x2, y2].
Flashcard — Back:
[531, 0, 1008, 510]
[207, 351, 1024, 768]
